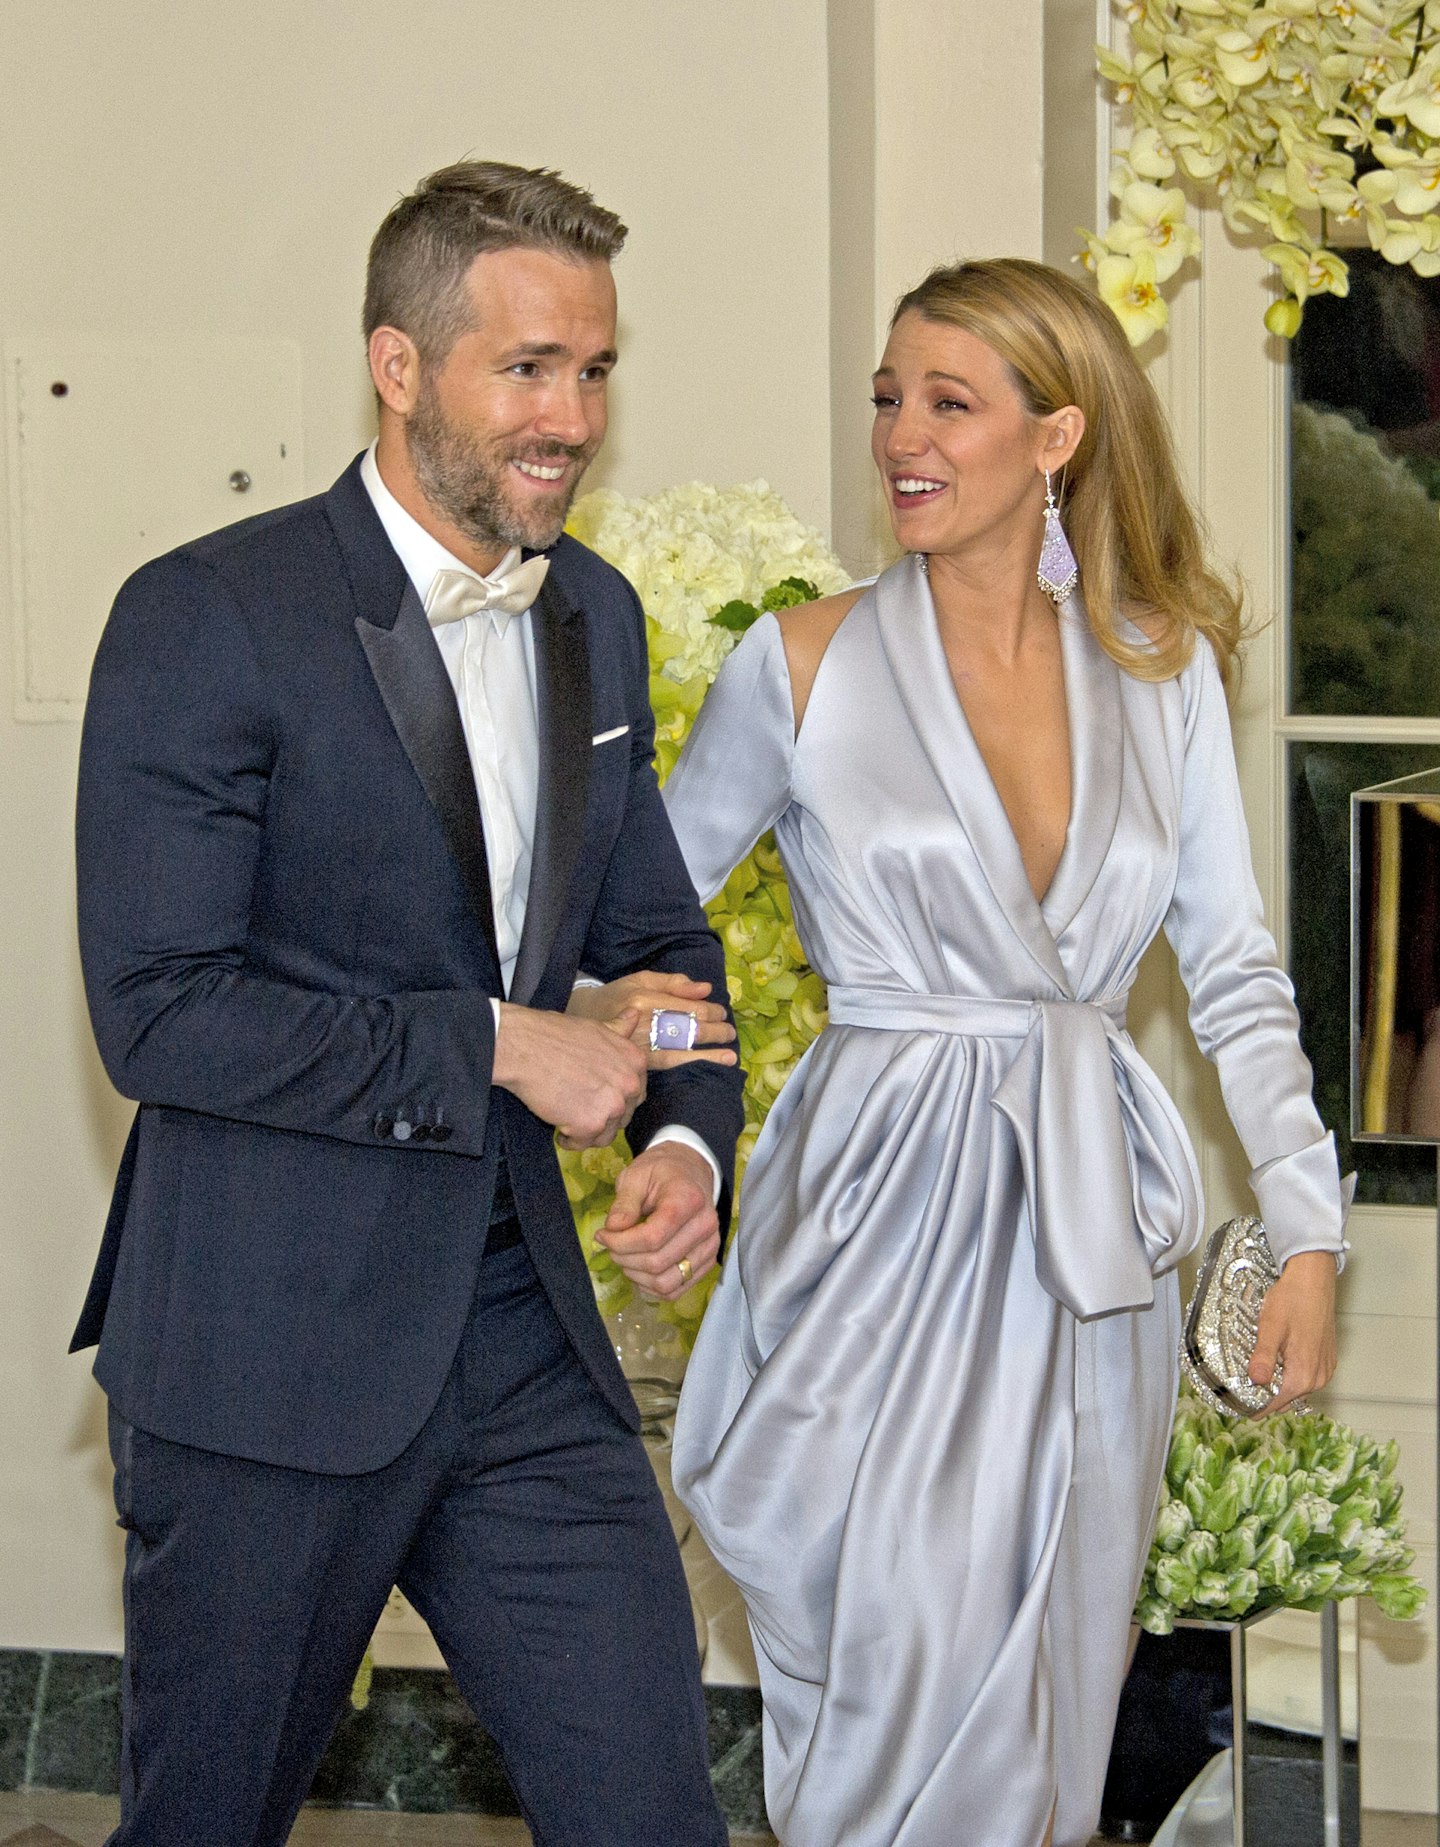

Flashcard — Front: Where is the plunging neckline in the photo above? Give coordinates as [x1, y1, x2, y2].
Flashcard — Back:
[921, 562, 1076, 919]
[937, 613, 1073, 913]
[870, 554, 1124, 990]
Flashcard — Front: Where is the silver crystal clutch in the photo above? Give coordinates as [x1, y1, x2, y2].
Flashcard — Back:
[1180, 1215, 1304, 1418]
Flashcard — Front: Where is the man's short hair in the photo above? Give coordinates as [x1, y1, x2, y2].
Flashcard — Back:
[364, 160, 628, 365]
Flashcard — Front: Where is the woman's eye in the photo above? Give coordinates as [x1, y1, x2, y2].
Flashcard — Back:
[935, 397, 968, 413]
[870, 393, 898, 410]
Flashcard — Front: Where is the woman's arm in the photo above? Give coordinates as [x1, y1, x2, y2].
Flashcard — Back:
[1163, 639, 1349, 1410]
[661, 611, 799, 901]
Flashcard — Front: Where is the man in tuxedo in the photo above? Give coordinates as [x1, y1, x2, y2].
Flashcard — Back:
[73, 160, 744, 1846]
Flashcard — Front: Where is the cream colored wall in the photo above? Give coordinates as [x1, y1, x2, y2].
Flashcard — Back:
[875, 0, 1045, 302]
[0, 0, 831, 1654]
[826, 0, 1045, 577]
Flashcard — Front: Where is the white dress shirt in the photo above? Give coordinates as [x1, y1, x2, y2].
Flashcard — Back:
[360, 445, 719, 1197]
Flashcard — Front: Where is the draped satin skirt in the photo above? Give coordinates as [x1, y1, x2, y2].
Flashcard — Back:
[673, 1017, 1181, 1847]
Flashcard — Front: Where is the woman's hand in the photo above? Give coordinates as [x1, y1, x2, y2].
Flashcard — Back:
[567, 970, 738, 1071]
[1249, 1249, 1338, 1415]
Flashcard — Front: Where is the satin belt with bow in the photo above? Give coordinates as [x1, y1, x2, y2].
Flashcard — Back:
[825, 986, 1204, 1319]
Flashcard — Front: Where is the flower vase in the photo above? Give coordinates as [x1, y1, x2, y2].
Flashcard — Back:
[606, 1295, 690, 1452]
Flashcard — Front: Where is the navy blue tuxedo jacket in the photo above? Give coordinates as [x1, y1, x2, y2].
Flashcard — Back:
[72, 455, 744, 1474]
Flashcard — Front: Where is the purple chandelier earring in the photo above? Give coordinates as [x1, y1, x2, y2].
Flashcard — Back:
[1037, 468, 1079, 607]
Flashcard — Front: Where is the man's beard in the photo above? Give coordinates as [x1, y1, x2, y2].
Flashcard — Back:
[406, 378, 595, 555]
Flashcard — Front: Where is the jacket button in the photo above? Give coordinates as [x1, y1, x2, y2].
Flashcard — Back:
[374, 1115, 394, 1140]
[410, 1123, 431, 1142]
[429, 1123, 452, 1144]
[392, 1119, 412, 1142]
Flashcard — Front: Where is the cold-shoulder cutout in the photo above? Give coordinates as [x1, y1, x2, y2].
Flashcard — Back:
[776, 587, 868, 736]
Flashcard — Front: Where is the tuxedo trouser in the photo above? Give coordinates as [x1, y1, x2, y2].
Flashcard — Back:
[103, 1234, 727, 1847]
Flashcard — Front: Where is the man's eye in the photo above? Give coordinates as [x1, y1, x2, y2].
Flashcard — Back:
[581, 365, 612, 382]
[509, 362, 541, 378]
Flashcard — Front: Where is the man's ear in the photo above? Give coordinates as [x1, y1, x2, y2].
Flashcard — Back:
[368, 326, 423, 418]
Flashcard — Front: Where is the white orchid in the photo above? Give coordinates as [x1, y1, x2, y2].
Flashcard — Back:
[1109, 181, 1204, 278]
[1281, 125, 1356, 207]
[1370, 136, 1440, 213]
[1377, 50, 1440, 136]
[1262, 238, 1350, 298]
[1097, 247, 1172, 343]
[1215, 25, 1274, 84]
[1127, 124, 1180, 177]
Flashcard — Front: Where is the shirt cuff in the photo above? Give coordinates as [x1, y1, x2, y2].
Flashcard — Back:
[646, 1125, 722, 1203]
[1250, 1136, 1355, 1273]
[571, 974, 603, 990]
[491, 998, 501, 1033]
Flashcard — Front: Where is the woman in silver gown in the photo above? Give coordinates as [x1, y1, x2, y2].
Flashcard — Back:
[586, 260, 1348, 1847]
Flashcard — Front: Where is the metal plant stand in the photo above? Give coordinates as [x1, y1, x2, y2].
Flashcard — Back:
[1174, 1600, 1344, 1847]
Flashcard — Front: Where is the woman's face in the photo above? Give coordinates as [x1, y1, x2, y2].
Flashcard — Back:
[870, 312, 1070, 563]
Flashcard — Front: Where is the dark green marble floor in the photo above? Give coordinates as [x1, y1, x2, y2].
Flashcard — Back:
[0, 1649, 767, 1830]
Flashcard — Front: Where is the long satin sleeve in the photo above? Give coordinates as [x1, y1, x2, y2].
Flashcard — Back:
[662, 613, 796, 903]
[1163, 639, 1351, 1267]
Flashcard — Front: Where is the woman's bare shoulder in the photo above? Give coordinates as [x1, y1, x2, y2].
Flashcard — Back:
[774, 585, 867, 651]
[774, 586, 868, 733]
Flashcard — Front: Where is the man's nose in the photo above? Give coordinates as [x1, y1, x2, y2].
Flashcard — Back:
[534, 378, 593, 447]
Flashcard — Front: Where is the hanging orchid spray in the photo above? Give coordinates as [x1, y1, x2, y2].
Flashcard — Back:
[1087, 0, 1440, 345]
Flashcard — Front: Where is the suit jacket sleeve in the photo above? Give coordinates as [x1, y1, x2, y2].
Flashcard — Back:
[76, 553, 497, 1156]
[575, 575, 746, 1204]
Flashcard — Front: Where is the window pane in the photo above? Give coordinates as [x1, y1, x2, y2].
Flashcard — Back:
[1290, 740, 1440, 1204]
[1291, 252, 1440, 717]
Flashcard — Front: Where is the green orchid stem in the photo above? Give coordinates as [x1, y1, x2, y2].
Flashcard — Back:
[1406, 7, 1426, 78]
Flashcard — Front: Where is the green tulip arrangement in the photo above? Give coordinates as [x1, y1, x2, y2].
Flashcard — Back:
[1087, 0, 1440, 346]
[562, 481, 849, 1345]
[1136, 1389, 1426, 1629]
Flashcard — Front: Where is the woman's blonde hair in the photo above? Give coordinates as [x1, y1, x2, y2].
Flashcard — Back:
[891, 258, 1243, 684]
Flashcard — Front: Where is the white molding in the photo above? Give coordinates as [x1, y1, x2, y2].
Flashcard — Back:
[1277, 715, 1440, 744]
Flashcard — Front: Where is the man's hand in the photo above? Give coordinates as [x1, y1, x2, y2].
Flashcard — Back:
[567, 969, 737, 1070]
[595, 1142, 720, 1300]
[1250, 1249, 1338, 1415]
[493, 1003, 647, 1150]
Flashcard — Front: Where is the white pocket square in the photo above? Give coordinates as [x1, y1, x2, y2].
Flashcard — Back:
[592, 725, 629, 746]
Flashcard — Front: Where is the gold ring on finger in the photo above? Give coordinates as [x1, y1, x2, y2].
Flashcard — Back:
[676, 1257, 692, 1284]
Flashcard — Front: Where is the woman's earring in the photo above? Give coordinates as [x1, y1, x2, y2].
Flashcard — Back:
[1037, 469, 1079, 607]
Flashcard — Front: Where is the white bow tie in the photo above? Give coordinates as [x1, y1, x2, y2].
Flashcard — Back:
[424, 551, 550, 628]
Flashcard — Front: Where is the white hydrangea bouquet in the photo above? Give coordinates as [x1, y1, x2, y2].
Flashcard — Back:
[1087, 0, 1440, 347]
[562, 482, 849, 1347]
[1136, 1390, 1426, 1630]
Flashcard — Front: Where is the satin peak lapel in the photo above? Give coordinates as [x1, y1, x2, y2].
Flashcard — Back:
[509, 571, 591, 1007]
[354, 580, 502, 976]
[1040, 598, 1123, 936]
